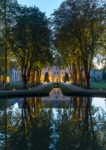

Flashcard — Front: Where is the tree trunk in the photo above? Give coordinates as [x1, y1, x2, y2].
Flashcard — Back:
[30, 71, 36, 87]
[23, 80, 27, 89]
[4, 99, 7, 149]
[36, 70, 41, 85]
[86, 75, 90, 89]
[22, 67, 31, 89]
[84, 62, 90, 89]
[73, 63, 77, 85]
[22, 74, 28, 89]
[84, 76, 86, 88]
[4, 51, 7, 90]
[4, 0, 7, 90]
[79, 68, 84, 88]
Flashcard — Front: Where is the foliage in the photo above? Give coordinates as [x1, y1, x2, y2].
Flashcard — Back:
[90, 82, 106, 89]
[10, 5, 52, 88]
[54, 99, 105, 150]
[44, 72, 50, 82]
[0, 0, 19, 88]
[53, 0, 105, 88]
[0, 97, 105, 149]
[6, 98, 53, 150]
[64, 72, 69, 82]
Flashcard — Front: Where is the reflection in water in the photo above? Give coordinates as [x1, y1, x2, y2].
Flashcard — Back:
[0, 94, 105, 150]
[54, 99, 105, 150]
[42, 88, 72, 107]
[42, 88, 70, 100]
[92, 97, 106, 110]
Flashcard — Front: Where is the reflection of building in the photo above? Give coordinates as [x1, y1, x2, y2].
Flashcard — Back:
[41, 66, 70, 83]
[42, 88, 70, 101]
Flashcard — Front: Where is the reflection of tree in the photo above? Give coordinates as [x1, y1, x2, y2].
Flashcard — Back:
[0, 97, 105, 150]
[54, 97, 105, 150]
[0, 99, 8, 150]
[79, 98, 99, 150]
[4, 99, 7, 150]
[6, 97, 52, 150]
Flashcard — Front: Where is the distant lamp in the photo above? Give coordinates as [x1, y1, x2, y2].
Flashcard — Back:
[99, 89, 102, 91]
[54, 83, 59, 88]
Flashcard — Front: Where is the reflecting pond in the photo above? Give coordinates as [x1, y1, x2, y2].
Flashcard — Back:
[0, 88, 106, 150]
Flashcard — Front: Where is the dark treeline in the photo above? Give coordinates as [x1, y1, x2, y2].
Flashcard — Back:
[0, 0, 53, 89]
[0, 0, 105, 89]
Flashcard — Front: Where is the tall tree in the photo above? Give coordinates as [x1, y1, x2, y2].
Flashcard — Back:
[53, 0, 105, 88]
[0, 0, 18, 89]
[64, 72, 69, 82]
[44, 72, 50, 83]
[10, 6, 52, 89]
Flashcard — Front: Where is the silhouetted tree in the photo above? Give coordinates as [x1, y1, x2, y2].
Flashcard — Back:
[53, 0, 105, 88]
[10, 6, 52, 89]
[44, 72, 50, 82]
[64, 72, 69, 82]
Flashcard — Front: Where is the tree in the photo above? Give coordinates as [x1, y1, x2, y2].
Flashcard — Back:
[0, 0, 18, 89]
[44, 72, 50, 82]
[64, 72, 69, 82]
[10, 6, 52, 89]
[53, 0, 105, 88]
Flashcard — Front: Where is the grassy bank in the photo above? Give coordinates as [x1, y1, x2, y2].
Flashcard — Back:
[60, 83, 106, 97]
[0, 83, 54, 98]
[0, 82, 41, 90]
[0, 83, 25, 90]
[90, 82, 106, 89]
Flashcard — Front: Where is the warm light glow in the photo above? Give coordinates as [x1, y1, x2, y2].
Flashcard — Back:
[54, 75, 59, 82]
[7, 76, 10, 83]
[0, 75, 10, 83]
[13, 89, 16, 91]
[1, 75, 3, 82]
[66, 81, 72, 84]
[54, 87, 59, 91]
[40, 67, 72, 83]
[43, 82, 47, 84]
[49, 76, 52, 82]
[40, 75, 44, 83]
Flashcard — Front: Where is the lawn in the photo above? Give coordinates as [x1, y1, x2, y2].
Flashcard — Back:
[0, 83, 54, 98]
[0, 83, 24, 90]
[90, 82, 106, 89]
[60, 83, 106, 97]
[0, 82, 35, 90]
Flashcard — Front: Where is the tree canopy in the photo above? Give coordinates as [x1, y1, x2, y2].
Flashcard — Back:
[53, 0, 105, 88]
[9, 5, 53, 88]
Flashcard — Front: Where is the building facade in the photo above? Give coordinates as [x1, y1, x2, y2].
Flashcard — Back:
[11, 69, 22, 83]
[5, 66, 71, 83]
[40, 66, 70, 83]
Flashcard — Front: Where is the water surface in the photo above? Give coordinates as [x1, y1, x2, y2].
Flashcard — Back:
[0, 88, 105, 150]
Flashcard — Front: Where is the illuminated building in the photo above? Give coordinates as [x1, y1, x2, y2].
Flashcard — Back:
[40, 66, 70, 83]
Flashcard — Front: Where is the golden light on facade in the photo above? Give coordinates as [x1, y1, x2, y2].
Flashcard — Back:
[0, 75, 10, 83]
[40, 76, 44, 83]
[1, 75, 3, 82]
[7, 76, 10, 83]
